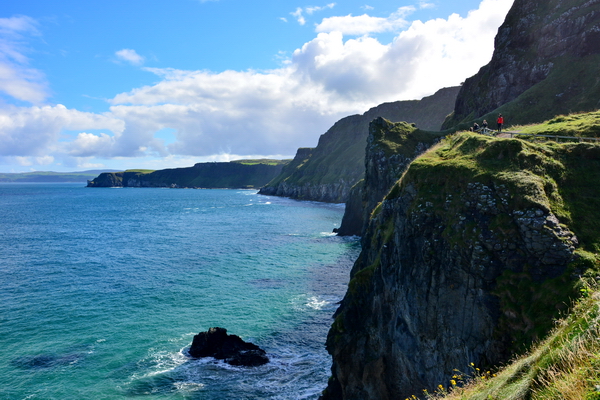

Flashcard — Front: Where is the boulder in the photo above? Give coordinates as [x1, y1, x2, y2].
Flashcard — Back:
[188, 327, 269, 367]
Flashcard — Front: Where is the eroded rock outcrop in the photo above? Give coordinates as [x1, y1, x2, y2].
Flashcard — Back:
[322, 133, 586, 399]
[188, 327, 269, 367]
[336, 118, 442, 236]
[259, 87, 459, 203]
[444, 0, 600, 128]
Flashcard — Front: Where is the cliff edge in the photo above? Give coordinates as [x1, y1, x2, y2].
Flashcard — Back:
[87, 160, 288, 189]
[336, 118, 444, 236]
[322, 132, 600, 399]
[259, 87, 459, 203]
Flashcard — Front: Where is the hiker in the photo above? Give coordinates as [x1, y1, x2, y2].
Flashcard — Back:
[482, 120, 488, 130]
[497, 114, 504, 133]
[473, 122, 480, 132]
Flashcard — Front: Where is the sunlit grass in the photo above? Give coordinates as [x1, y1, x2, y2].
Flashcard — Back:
[414, 285, 600, 400]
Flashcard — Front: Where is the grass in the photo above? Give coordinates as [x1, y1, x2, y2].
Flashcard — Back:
[445, 53, 600, 131]
[403, 131, 600, 251]
[417, 284, 600, 400]
[230, 159, 291, 166]
[511, 110, 600, 139]
[124, 169, 155, 173]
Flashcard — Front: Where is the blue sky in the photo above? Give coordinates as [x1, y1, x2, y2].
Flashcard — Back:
[0, 0, 514, 172]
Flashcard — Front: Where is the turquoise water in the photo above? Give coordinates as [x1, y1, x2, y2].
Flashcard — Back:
[0, 183, 359, 399]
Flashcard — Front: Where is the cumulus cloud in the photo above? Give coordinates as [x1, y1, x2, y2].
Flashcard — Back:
[115, 48, 145, 66]
[0, 104, 124, 157]
[0, 15, 49, 104]
[0, 0, 515, 170]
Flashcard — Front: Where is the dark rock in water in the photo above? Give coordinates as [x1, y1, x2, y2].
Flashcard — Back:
[188, 327, 268, 367]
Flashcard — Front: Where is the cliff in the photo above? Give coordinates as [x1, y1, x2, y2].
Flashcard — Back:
[336, 118, 443, 236]
[443, 0, 600, 130]
[259, 87, 459, 203]
[86, 160, 288, 189]
[322, 131, 600, 399]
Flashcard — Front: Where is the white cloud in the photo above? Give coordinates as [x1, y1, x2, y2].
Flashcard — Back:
[0, 104, 124, 157]
[306, 3, 336, 14]
[291, 8, 307, 25]
[0, 0, 515, 171]
[315, 6, 415, 35]
[291, 3, 336, 25]
[0, 15, 48, 104]
[69, 132, 116, 157]
[115, 48, 145, 66]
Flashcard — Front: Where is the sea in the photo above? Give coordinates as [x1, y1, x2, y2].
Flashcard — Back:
[0, 183, 360, 400]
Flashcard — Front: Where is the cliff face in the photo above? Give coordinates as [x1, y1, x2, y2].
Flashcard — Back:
[321, 132, 600, 399]
[336, 118, 443, 236]
[444, 0, 600, 129]
[259, 87, 459, 203]
[87, 160, 287, 189]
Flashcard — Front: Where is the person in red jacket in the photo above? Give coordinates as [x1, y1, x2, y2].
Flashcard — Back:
[497, 114, 504, 133]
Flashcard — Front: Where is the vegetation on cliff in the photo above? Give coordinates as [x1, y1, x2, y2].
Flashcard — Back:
[259, 87, 459, 203]
[87, 159, 289, 189]
[512, 110, 600, 139]
[323, 122, 600, 398]
[399, 131, 600, 342]
[422, 283, 600, 400]
[337, 118, 444, 236]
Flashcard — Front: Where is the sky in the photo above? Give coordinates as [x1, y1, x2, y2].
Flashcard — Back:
[0, 0, 514, 173]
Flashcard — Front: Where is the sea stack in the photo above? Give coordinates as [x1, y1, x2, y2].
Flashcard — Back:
[188, 327, 269, 367]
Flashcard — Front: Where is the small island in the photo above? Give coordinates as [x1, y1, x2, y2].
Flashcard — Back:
[188, 327, 269, 367]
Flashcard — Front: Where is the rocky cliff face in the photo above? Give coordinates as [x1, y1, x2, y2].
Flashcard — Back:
[87, 161, 287, 189]
[336, 118, 442, 236]
[444, 0, 600, 128]
[259, 87, 459, 203]
[321, 133, 591, 399]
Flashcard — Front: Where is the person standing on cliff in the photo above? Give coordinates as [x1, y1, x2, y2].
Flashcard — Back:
[497, 114, 504, 133]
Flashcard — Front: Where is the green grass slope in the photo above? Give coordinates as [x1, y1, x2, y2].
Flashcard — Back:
[444, 0, 600, 131]
[422, 285, 600, 400]
[511, 110, 600, 139]
[465, 55, 600, 132]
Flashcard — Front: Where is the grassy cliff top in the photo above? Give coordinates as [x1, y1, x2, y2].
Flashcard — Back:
[123, 169, 155, 173]
[370, 119, 445, 158]
[230, 159, 291, 166]
[388, 129, 600, 398]
[399, 131, 600, 252]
